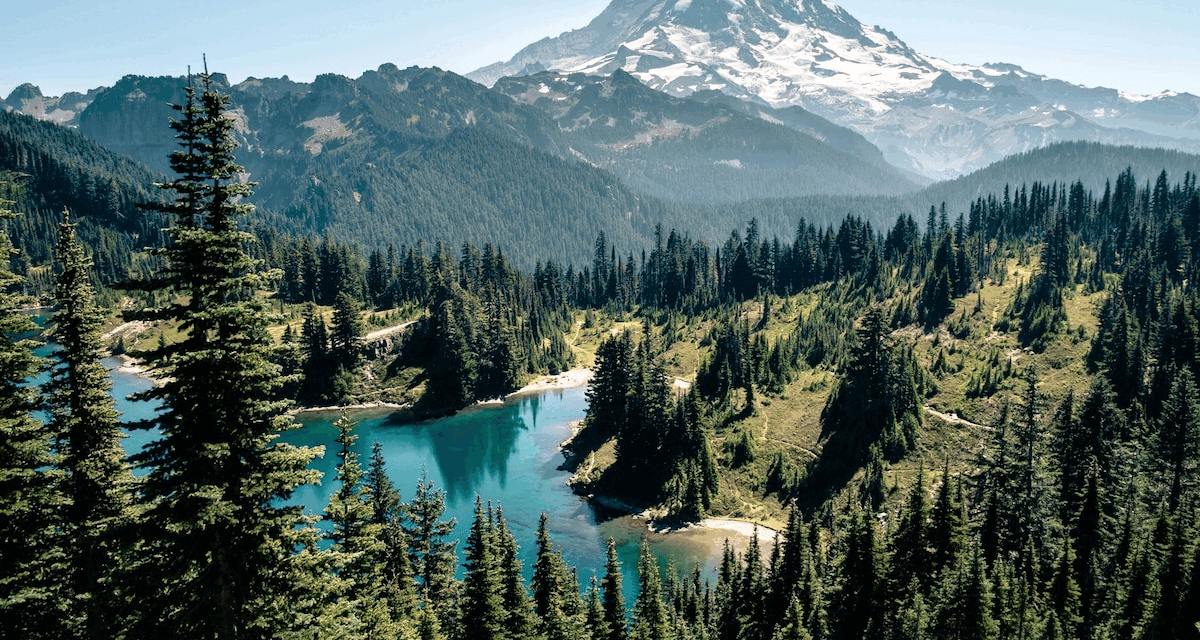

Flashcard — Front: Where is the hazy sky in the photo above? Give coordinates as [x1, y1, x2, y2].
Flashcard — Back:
[3, 0, 1197, 98]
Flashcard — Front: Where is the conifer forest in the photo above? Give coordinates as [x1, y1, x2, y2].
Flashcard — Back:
[3, 65, 1200, 640]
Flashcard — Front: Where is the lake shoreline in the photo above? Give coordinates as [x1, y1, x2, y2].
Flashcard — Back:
[651, 517, 779, 544]
[508, 368, 594, 397]
[296, 368, 596, 419]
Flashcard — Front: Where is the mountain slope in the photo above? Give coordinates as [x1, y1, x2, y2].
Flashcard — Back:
[37, 68, 678, 267]
[75, 66, 570, 178]
[470, 0, 1200, 180]
[0, 109, 166, 283]
[909, 142, 1200, 215]
[494, 69, 919, 202]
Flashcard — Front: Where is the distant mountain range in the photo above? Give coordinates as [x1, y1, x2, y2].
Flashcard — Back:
[3, 60, 917, 199]
[469, 0, 1200, 180]
[3, 62, 927, 264]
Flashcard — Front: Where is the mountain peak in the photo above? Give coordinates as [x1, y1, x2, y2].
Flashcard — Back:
[469, 0, 1200, 179]
[5, 83, 44, 103]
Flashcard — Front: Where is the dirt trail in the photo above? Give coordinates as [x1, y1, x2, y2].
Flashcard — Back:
[364, 319, 417, 342]
[924, 405, 992, 431]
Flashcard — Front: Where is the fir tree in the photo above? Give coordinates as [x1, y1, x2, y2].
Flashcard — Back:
[494, 508, 537, 639]
[601, 538, 628, 640]
[1155, 368, 1200, 513]
[532, 513, 584, 640]
[417, 606, 446, 640]
[478, 299, 521, 400]
[837, 508, 880, 640]
[426, 287, 479, 409]
[404, 471, 458, 615]
[928, 462, 965, 584]
[324, 413, 397, 639]
[460, 497, 506, 640]
[43, 211, 133, 640]
[1050, 540, 1083, 640]
[585, 577, 612, 640]
[366, 442, 418, 624]
[299, 302, 332, 405]
[631, 540, 669, 640]
[772, 596, 814, 640]
[959, 552, 999, 640]
[0, 185, 61, 638]
[124, 71, 322, 640]
[888, 464, 929, 597]
[585, 331, 633, 438]
[329, 291, 365, 403]
[1011, 368, 1048, 554]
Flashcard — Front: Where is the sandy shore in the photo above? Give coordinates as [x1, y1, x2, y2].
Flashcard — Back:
[698, 518, 779, 544]
[113, 354, 150, 376]
[295, 402, 406, 416]
[647, 516, 779, 543]
[508, 368, 593, 397]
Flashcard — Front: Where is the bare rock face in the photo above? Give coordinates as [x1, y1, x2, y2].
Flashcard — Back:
[4, 83, 101, 127]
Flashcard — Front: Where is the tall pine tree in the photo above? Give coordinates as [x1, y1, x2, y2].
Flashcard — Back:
[0, 183, 62, 639]
[124, 71, 322, 640]
[324, 413, 399, 639]
[44, 211, 133, 640]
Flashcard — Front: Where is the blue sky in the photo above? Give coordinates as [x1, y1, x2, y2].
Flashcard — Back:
[3, 0, 1197, 98]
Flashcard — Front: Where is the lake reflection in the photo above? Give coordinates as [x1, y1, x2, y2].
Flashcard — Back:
[285, 387, 758, 605]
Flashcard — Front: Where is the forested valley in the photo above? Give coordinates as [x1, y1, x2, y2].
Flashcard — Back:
[3, 70, 1200, 640]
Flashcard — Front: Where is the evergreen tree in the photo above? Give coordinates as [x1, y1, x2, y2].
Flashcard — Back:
[601, 538, 628, 640]
[324, 413, 397, 639]
[1050, 389, 1082, 522]
[959, 552, 999, 640]
[737, 526, 768, 640]
[585, 331, 633, 438]
[124, 72, 322, 640]
[43, 211, 133, 639]
[329, 291, 365, 403]
[1070, 467, 1103, 636]
[837, 508, 880, 640]
[888, 464, 929, 597]
[1155, 368, 1200, 513]
[366, 442, 418, 625]
[0, 186, 61, 638]
[772, 596, 813, 640]
[478, 299, 521, 400]
[532, 513, 584, 640]
[585, 577, 611, 640]
[631, 540, 669, 640]
[928, 462, 965, 584]
[404, 471, 458, 615]
[460, 497, 506, 640]
[494, 508, 537, 639]
[1011, 368, 1048, 553]
[425, 287, 479, 409]
[417, 606, 447, 640]
[299, 302, 332, 405]
[817, 306, 922, 481]
[1049, 541, 1083, 640]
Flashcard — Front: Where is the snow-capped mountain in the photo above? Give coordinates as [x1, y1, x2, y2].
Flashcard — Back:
[469, 0, 1200, 180]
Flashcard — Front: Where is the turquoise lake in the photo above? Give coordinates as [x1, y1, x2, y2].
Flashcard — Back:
[27, 313, 754, 606]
